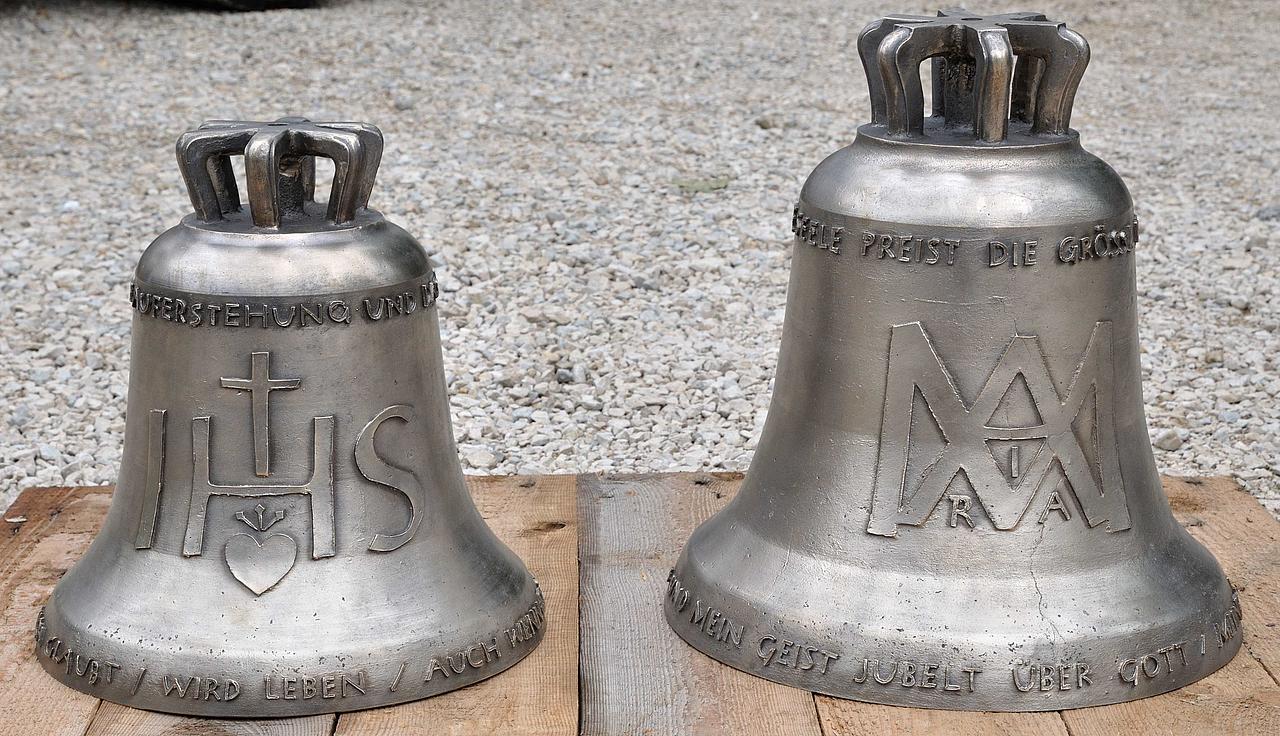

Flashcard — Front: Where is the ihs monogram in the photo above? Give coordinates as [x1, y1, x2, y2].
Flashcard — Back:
[133, 351, 426, 596]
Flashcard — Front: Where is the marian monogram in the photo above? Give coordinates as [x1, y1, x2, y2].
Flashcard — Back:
[867, 321, 1132, 537]
[133, 351, 426, 595]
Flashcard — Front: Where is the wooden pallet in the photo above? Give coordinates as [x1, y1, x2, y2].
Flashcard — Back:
[1, 474, 1276, 736]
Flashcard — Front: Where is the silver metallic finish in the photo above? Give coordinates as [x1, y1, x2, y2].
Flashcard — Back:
[38, 119, 545, 716]
[666, 10, 1240, 711]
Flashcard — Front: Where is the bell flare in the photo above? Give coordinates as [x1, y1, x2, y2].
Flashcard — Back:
[666, 10, 1239, 711]
[36, 119, 545, 716]
[669, 507, 1237, 710]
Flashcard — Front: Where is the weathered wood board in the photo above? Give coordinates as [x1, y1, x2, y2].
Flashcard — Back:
[0, 474, 1275, 736]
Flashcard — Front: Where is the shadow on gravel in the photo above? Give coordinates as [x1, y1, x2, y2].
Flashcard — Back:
[0, 0, 354, 14]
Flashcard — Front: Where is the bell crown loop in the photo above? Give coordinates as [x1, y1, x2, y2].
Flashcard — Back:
[176, 117, 384, 228]
[858, 8, 1089, 143]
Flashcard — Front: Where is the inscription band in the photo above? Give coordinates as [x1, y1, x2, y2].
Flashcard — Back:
[128, 273, 440, 330]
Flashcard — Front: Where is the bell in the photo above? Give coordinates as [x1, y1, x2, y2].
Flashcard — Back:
[36, 118, 546, 716]
[666, 10, 1241, 711]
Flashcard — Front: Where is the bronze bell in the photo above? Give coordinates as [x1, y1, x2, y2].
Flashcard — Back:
[665, 9, 1241, 711]
[36, 118, 546, 716]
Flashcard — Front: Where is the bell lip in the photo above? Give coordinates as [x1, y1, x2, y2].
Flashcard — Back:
[664, 601, 1242, 711]
[663, 533, 1244, 712]
[854, 120, 1081, 150]
[35, 586, 548, 717]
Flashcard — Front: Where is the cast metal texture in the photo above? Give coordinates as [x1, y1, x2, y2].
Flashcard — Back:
[665, 9, 1241, 711]
[36, 118, 546, 716]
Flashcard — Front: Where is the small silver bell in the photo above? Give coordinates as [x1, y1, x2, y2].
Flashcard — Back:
[37, 118, 546, 716]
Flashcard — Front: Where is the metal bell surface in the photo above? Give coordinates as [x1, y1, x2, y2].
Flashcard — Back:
[666, 9, 1241, 711]
[36, 119, 545, 716]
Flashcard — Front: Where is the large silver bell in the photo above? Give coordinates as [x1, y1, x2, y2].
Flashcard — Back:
[666, 10, 1241, 711]
[36, 119, 545, 716]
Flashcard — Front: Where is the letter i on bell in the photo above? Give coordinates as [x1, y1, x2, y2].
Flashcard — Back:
[666, 9, 1241, 711]
[37, 118, 546, 716]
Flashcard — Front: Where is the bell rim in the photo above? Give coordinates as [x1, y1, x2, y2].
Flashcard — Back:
[35, 585, 548, 717]
[663, 543, 1243, 711]
[664, 605, 1242, 712]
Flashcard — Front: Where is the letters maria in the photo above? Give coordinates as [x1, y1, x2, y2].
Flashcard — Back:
[133, 350, 426, 595]
[868, 321, 1132, 536]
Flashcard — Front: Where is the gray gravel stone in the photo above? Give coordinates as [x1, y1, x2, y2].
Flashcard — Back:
[0, 1, 1276, 518]
[1154, 429, 1185, 452]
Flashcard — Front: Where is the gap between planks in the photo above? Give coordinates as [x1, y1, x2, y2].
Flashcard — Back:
[577, 472, 825, 736]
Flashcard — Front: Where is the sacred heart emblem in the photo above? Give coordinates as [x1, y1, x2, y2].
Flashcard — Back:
[225, 533, 297, 596]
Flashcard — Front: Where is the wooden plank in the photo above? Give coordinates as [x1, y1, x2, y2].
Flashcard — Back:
[1165, 477, 1280, 679]
[1060, 476, 1280, 736]
[335, 474, 579, 736]
[578, 472, 823, 736]
[0, 486, 111, 736]
[814, 704, 1069, 736]
[85, 702, 333, 736]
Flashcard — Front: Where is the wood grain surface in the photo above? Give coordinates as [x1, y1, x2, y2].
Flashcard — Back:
[577, 473, 823, 736]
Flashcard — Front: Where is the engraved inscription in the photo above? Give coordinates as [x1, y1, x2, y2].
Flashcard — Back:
[186, 414, 336, 560]
[1012, 662, 1092, 692]
[265, 671, 367, 700]
[389, 662, 408, 692]
[355, 405, 425, 552]
[161, 674, 241, 701]
[423, 639, 502, 682]
[396, 588, 544, 690]
[40, 635, 122, 687]
[859, 231, 958, 265]
[128, 274, 438, 329]
[852, 659, 980, 693]
[131, 668, 147, 696]
[988, 240, 1038, 267]
[759, 636, 839, 674]
[667, 570, 745, 650]
[362, 283, 436, 322]
[133, 352, 431, 590]
[868, 321, 1132, 536]
[690, 600, 745, 649]
[666, 569, 691, 613]
[1118, 594, 1240, 689]
[1212, 592, 1245, 650]
[1118, 646, 1188, 688]
[1058, 220, 1139, 265]
[133, 409, 167, 549]
[792, 205, 844, 254]
[181, 351, 337, 579]
[504, 589, 547, 649]
[793, 206, 1138, 271]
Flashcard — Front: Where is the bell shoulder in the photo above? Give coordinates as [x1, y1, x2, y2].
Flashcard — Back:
[799, 128, 1134, 230]
[134, 212, 431, 296]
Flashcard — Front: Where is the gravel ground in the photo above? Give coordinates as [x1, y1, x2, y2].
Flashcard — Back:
[0, 0, 1276, 515]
